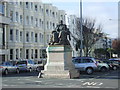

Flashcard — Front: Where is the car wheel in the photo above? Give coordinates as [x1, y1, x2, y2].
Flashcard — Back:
[86, 68, 93, 75]
[29, 68, 32, 72]
[113, 66, 117, 70]
[16, 69, 20, 74]
[4, 69, 8, 75]
[36, 67, 40, 72]
[101, 67, 107, 72]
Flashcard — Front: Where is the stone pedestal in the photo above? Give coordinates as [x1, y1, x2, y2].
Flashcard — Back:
[41, 45, 80, 79]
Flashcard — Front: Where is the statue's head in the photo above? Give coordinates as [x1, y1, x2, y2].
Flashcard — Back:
[59, 20, 63, 24]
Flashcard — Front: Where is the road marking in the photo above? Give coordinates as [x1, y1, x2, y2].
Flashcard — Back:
[83, 82, 97, 86]
[86, 86, 100, 88]
[82, 82, 103, 86]
[98, 83, 103, 85]
[35, 81, 42, 83]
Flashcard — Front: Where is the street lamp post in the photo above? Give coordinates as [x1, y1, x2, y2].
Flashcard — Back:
[80, 0, 83, 57]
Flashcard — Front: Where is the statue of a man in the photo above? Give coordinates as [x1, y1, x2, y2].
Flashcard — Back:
[58, 25, 71, 45]
[49, 30, 59, 45]
[56, 20, 66, 32]
[49, 20, 71, 46]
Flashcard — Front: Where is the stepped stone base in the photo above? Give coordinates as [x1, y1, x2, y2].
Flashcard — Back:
[41, 45, 80, 79]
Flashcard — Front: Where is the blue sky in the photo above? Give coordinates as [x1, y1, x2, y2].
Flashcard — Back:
[43, 0, 119, 39]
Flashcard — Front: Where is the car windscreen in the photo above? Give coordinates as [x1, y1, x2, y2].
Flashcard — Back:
[17, 61, 27, 65]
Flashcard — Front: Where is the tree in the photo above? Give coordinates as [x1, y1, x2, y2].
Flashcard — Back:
[71, 17, 103, 57]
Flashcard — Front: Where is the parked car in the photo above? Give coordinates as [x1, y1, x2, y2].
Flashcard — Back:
[0, 61, 20, 75]
[102, 60, 113, 69]
[95, 60, 109, 72]
[72, 57, 98, 74]
[16, 60, 40, 72]
[109, 58, 120, 70]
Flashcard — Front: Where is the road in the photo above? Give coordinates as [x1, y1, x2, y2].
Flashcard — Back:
[1, 69, 120, 89]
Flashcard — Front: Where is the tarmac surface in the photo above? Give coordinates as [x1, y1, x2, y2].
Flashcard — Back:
[1, 69, 120, 89]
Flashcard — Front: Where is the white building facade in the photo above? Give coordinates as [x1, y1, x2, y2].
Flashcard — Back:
[0, 1, 10, 63]
[6, 1, 66, 61]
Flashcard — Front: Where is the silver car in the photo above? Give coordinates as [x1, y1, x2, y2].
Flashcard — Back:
[16, 60, 40, 72]
[72, 57, 98, 74]
[0, 61, 20, 75]
[96, 60, 109, 72]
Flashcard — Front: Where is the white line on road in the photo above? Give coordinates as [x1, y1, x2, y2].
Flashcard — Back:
[35, 81, 42, 83]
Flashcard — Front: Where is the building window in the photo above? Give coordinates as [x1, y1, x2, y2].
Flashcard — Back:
[0, 3, 4, 15]
[31, 2, 33, 9]
[42, 34, 44, 43]
[47, 21, 49, 29]
[35, 18, 38, 27]
[0, 28, 3, 45]
[26, 32, 29, 42]
[47, 35, 49, 43]
[16, 12, 19, 22]
[35, 33, 38, 42]
[39, 6, 41, 12]
[31, 16, 33, 25]
[31, 32, 34, 42]
[53, 23, 55, 29]
[10, 49, 13, 60]
[16, 30, 19, 41]
[20, 15, 23, 24]
[42, 21, 44, 29]
[16, 49, 19, 59]
[52, 12, 55, 17]
[26, 16, 29, 25]
[26, 2, 29, 8]
[20, 48, 22, 58]
[10, 29, 13, 41]
[20, 31, 22, 42]
[39, 33, 41, 43]
[10, 11, 13, 21]
[61, 15, 63, 20]
[46, 9, 49, 16]
[35, 5, 37, 11]
[35, 49, 38, 58]
[39, 19, 41, 27]
[31, 49, 34, 59]
[26, 49, 29, 59]
[50, 10, 52, 16]
[20, 2, 22, 6]
[42, 8, 44, 14]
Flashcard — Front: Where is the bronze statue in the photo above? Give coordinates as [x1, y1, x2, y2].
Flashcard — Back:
[49, 30, 59, 45]
[58, 25, 71, 45]
[49, 20, 71, 45]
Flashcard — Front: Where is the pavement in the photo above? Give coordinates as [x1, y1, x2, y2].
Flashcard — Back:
[1, 70, 120, 89]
